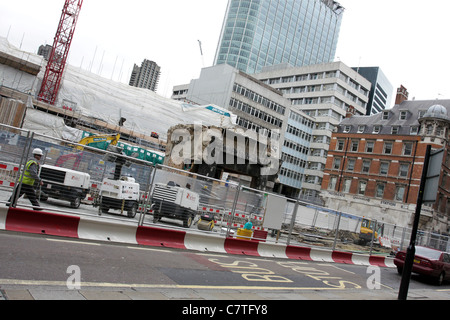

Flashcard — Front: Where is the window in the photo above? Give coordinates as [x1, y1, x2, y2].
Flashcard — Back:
[384, 142, 393, 154]
[399, 111, 408, 120]
[351, 140, 359, 152]
[358, 181, 367, 195]
[362, 160, 371, 173]
[395, 185, 406, 201]
[333, 158, 341, 170]
[399, 163, 410, 178]
[391, 126, 400, 134]
[343, 126, 351, 133]
[376, 183, 385, 198]
[380, 162, 389, 175]
[357, 126, 366, 133]
[410, 127, 419, 135]
[328, 177, 337, 190]
[365, 141, 375, 153]
[403, 142, 414, 156]
[343, 179, 352, 193]
[373, 126, 381, 134]
[382, 111, 390, 120]
[336, 139, 345, 151]
[347, 158, 356, 171]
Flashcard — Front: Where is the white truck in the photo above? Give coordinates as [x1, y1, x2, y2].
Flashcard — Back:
[38, 164, 91, 209]
[98, 176, 140, 218]
[152, 181, 199, 228]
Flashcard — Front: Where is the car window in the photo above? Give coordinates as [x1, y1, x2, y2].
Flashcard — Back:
[415, 247, 442, 260]
[444, 254, 450, 263]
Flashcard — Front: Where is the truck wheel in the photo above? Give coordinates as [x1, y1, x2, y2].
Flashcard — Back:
[70, 197, 81, 209]
[127, 203, 138, 218]
[183, 214, 193, 228]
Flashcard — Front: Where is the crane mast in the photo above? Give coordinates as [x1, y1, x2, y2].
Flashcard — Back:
[38, 0, 83, 105]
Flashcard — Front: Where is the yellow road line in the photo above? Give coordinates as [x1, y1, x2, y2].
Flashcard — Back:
[0, 279, 358, 291]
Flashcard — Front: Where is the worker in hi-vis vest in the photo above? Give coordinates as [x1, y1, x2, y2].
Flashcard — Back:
[8, 148, 44, 210]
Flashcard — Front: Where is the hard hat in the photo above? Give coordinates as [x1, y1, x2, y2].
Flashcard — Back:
[32, 148, 44, 156]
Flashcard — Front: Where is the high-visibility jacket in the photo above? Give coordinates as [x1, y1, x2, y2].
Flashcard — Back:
[19, 160, 39, 186]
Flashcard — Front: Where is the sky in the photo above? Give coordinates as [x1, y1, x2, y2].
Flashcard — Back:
[1, 0, 450, 104]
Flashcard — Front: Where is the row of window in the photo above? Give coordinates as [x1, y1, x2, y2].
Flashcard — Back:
[286, 125, 312, 142]
[232, 83, 286, 115]
[230, 98, 283, 128]
[284, 139, 309, 156]
[328, 177, 407, 202]
[235, 116, 279, 140]
[331, 158, 411, 178]
[282, 152, 307, 169]
[336, 139, 415, 156]
[343, 124, 420, 135]
[289, 110, 314, 129]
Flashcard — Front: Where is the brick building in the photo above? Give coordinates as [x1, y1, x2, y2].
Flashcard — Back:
[321, 87, 450, 232]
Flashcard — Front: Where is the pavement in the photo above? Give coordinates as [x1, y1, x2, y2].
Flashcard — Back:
[1, 284, 450, 300]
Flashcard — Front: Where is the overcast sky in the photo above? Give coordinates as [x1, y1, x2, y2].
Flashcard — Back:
[1, 0, 449, 104]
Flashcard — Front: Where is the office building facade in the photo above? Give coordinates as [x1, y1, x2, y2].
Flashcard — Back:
[321, 87, 450, 232]
[172, 64, 316, 196]
[353, 67, 393, 115]
[214, 0, 344, 74]
[253, 61, 371, 201]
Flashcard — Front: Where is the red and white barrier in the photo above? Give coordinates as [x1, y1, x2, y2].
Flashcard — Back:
[0, 162, 20, 188]
[0, 206, 395, 268]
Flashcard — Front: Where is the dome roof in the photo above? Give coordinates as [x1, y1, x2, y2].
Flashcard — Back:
[423, 104, 449, 120]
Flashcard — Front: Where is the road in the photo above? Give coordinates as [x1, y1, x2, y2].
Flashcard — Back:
[1, 230, 449, 302]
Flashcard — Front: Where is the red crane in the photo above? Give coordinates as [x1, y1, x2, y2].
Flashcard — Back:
[38, 0, 83, 105]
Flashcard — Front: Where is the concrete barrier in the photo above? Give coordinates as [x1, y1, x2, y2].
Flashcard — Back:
[0, 206, 7, 230]
[332, 251, 354, 264]
[309, 248, 334, 263]
[5, 207, 80, 238]
[136, 225, 186, 249]
[351, 253, 372, 266]
[257, 242, 288, 259]
[0, 206, 396, 268]
[224, 237, 259, 256]
[184, 232, 226, 253]
[78, 217, 138, 244]
[285, 246, 312, 261]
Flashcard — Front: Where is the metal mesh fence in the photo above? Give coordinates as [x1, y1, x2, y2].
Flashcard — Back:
[1, 123, 449, 254]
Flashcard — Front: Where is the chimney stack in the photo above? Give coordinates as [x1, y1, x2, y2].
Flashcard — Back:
[395, 85, 409, 105]
[345, 105, 356, 118]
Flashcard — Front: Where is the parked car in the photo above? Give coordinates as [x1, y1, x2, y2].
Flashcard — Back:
[394, 246, 450, 285]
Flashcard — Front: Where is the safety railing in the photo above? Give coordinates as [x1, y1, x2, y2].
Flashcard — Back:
[1, 123, 449, 254]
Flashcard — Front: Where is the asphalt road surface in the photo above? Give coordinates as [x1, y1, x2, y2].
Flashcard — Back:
[1, 230, 449, 302]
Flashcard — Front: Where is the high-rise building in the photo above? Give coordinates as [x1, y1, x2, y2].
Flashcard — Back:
[254, 61, 371, 201]
[129, 59, 161, 92]
[214, 0, 344, 74]
[352, 67, 393, 115]
[38, 44, 53, 61]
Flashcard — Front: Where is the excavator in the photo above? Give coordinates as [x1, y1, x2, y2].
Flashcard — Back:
[56, 134, 121, 169]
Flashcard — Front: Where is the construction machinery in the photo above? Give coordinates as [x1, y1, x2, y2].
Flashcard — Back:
[358, 218, 381, 245]
[38, 164, 90, 209]
[96, 145, 140, 218]
[152, 181, 199, 228]
[197, 212, 215, 231]
[55, 133, 121, 169]
[38, 0, 83, 105]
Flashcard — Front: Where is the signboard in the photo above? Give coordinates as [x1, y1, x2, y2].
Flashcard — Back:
[263, 194, 287, 230]
[423, 148, 444, 203]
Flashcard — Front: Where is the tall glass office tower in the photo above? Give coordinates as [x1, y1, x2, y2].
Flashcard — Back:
[214, 0, 344, 74]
